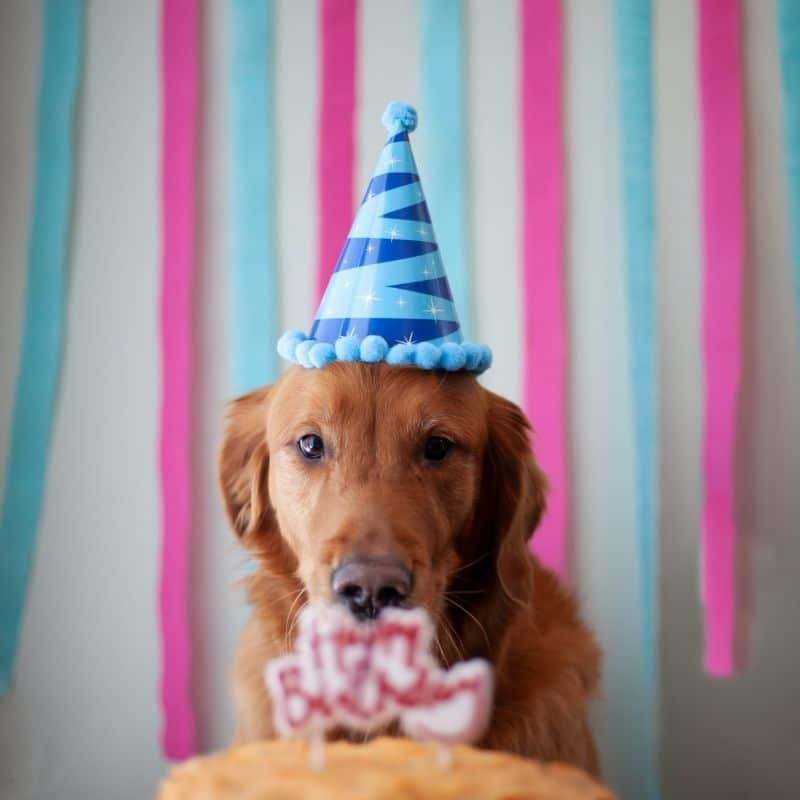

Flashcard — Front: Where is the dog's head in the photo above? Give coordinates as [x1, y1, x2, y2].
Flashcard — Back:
[219, 362, 546, 657]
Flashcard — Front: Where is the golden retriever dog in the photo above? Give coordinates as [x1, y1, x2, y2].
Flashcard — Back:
[218, 361, 601, 773]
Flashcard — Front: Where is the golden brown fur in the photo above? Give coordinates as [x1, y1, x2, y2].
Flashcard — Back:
[218, 362, 601, 773]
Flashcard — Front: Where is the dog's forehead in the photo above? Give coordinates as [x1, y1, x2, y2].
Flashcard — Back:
[273, 363, 486, 433]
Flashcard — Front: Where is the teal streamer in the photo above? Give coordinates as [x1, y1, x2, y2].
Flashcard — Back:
[0, 0, 84, 691]
[778, 0, 800, 339]
[229, 0, 278, 394]
[615, 1, 660, 797]
[419, 0, 472, 337]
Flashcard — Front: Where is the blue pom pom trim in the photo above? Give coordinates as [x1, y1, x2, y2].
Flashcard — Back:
[387, 343, 415, 365]
[294, 339, 315, 369]
[277, 330, 306, 362]
[440, 342, 467, 372]
[414, 342, 441, 370]
[277, 331, 492, 375]
[382, 101, 418, 134]
[360, 335, 389, 363]
[335, 335, 360, 362]
[309, 341, 336, 368]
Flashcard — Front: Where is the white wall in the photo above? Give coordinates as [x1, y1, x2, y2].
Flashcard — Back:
[1, 1, 798, 798]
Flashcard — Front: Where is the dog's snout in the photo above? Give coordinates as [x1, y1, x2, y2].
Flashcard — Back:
[331, 558, 412, 620]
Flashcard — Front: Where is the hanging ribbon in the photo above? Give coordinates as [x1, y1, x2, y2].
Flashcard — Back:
[420, 0, 472, 337]
[615, 1, 660, 796]
[316, 0, 357, 304]
[518, 0, 568, 578]
[0, 0, 83, 693]
[697, 0, 744, 677]
[159, 0, 198, 759]
[778, 0, 800, 339]
[229, 0, 278, 394]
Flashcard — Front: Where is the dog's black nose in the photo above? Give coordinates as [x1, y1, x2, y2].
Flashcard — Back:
[331, 558, 412, 620]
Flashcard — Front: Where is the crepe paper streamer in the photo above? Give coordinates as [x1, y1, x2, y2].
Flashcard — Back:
[0, 0, 83, 693]
[615, 1, 660, 797]
[420, 0, 473, 337]
[697, 0, 744, 678]
[518, 0, 568, 578]
[316, 0, 357, 304]
[159, 0, 198, 759]
[777, 0, 800, 340]
[229, 0, 278, 394]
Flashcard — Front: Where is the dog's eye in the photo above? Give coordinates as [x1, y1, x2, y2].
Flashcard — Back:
[424, 436, 453, 462]
[297, 434, 324, 461]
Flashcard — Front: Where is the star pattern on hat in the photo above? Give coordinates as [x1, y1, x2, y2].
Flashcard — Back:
[357, 286, 382, 306]
[424, 299, 443, 321]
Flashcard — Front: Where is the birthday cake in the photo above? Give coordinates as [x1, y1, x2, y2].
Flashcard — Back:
[157, 736, 615, 800]
[159, 607, 613, 799]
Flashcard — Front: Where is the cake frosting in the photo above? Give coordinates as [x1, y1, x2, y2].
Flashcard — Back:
[158, 736, 615, 800]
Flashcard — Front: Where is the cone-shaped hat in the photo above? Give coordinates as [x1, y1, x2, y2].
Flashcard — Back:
[278, 102, 491, 374]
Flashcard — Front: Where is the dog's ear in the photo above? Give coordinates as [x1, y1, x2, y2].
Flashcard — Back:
[218, 386, 274, 542]
[482, 390, 548, 607]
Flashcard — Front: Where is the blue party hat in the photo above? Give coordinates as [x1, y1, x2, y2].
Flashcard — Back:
[278, 102, 491, 374]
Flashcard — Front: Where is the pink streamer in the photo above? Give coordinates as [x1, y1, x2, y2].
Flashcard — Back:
[316, 0, 357, 303]
[519, 0, 568, 577]
[159, 0, 198, 758]
[698, 0, 744, 677]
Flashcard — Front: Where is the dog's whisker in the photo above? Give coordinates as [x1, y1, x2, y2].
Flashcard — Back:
[447, 551, 491, 578]
[448, 623, 466, 662]
[437, 614, 465, 663]
[433, 633, 448, 666]
[443, 631, 463, 664]
[268, 587, 305, 609]
[284, 589, 305, 630]
[283, 591, 308, 651]
[285, 600, 308, 650]
[443, 588, 486, 596]
[445, 596, 491, 650]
